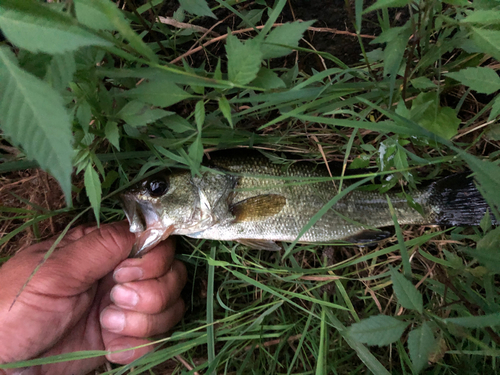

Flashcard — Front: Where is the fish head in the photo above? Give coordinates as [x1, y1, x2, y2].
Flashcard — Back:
[121, 170, 203, 257]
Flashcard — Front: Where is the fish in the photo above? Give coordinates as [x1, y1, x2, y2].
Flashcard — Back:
[121, 149, 494, 257]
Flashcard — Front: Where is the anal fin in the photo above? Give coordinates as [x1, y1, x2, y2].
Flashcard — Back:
[236, 239, 282, 251]
[345, 229, 392, 245]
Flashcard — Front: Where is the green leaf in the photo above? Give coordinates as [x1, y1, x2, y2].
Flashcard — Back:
[347, 315, 409, 346]
[461, 10, 500, 25]
[0, 7, 112, 54]
[226, 34, 263, 85]
[463, 227, 500, 273]
[410, 93, 460, 139]
[44, 53, 76, 91]
[408, 322, 435, 374]
[195, 100, 205, 131]
[443, 312, 500, 328]
[124, 79, 193, 108]
[84, 164, 102, 225]
[410, 77, 437, 90]
[445, 67, 500, 95]
[117, 100, 172, 126]
[0, 47, 73, 204]
[74, 0, 116, 30]
[104, 121, 120, 150]
[179, 0, 216, 19]
[162, 114, 194, 133]
[389, 267, 423, 313]
[472, 27, 500, 62]
[219, 95, 233, 128]
[261, 20, 315, 59]
[188, 134, 204, 171]
[488, 95, 500, 121]
[251, 67, 286, 89]
[364, 0, 411, 13]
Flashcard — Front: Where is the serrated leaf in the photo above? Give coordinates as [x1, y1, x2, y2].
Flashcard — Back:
[179, 0, 216, 19]
[472, 27, 500, 62]
[446, 67, 500, 95]
[411, 93, 460, 139]
[261, 20, 315, 59]
[226, 34, 263, 85]
[411, 76, 436, 90]
[104, 121, 120, 150]
[45, 53, 76, 91]
[390, 267, 423, 313]
[347, 315, 409, 346]
[76, 101, 92, 133]
[219, 95, 233, 128]
[488, 95, 500, 121]
[0, 7, 112, 54]
[84, 164, 102, 225]
[195, 100, 205, 131]
[461, 10, 500, 25]
[117, 100, 171, 126]
[74, 0, 116, 30]
[251, 67, 286, 89]
[408, 322, 435, 374]
[124, 79, 193, 107]
[364, 0, 411, 13]
[0, 47, 73, 204]
[188, 134, 204, 172]
[463, 227, 500, 273]
[162, 114, 194, 133]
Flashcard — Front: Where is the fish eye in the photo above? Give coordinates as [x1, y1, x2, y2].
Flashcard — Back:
[147, 178, 169, 197]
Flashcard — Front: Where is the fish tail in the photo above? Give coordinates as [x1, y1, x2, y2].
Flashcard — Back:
[426, 173, 496, 226]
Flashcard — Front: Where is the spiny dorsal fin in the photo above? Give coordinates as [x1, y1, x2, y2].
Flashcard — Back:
[236, 239, 282, 251]
[230, 194, 286, 222]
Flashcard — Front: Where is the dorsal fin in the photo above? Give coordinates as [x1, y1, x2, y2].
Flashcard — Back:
[230, 194, 286, 222]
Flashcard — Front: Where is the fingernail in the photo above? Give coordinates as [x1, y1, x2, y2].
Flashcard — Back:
[107, 345, 135, 363]
[100, 307, 126, 333]
[114, 267, 144, 282]
[111, 285, 139, 308]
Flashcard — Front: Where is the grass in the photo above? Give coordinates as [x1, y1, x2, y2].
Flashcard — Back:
[1, 0, 500, 374]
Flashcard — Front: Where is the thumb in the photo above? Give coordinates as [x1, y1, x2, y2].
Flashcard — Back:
[54, 221, 136, 288]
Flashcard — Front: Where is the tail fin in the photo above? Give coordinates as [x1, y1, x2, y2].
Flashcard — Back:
[427, 173, 496, 226]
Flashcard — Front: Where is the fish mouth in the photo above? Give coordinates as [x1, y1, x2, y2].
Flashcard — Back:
[121, 193, 175, 257]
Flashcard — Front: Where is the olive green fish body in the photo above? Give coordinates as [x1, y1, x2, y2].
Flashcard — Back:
[122, 150, 491, 256]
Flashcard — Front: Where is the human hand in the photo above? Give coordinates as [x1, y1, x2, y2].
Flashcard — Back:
[0, 221, 187, 375]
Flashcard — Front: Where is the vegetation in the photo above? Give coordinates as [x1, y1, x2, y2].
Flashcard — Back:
[1, 0, 500, 373]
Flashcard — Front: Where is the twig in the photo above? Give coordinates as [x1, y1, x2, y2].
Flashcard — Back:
[157, 16, 219, 36]
[171, 23, 375, 64]
[244, 334, 302, 351]
[175, 355, 199, 375]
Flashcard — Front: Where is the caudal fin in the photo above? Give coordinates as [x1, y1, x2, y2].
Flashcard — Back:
[427, 173, 496, 226]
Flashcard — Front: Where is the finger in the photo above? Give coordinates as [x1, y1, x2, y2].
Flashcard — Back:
[100, 298, 185, 337]
[51, 221, 135, 289]
[110, 260, 187, 314]
[105, 336, 154, 364]
[113, 238, 176, 283]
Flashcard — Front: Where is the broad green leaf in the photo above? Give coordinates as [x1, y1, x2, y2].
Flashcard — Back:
[0, 7, 112, 54]
[0, 47, 73, 204]
[123, 79, 193, 108]
[251, 67, 286, 89]
[364, 0, 411, 13]
[162, 115, 194, 133]
[408, 322, 435, 374]
[411, 77, 436, 90]
[389, 267, 423, 313]
[488, 95, 500, 121]
[188, 134, 204, 172]
[117, 100, 172, 126]
[179, 0, 216, 19]
[411, 93, 460, 139]
[76, 101, 92, 133]
[44, 53, 76, 91]
[104, 121, 120, 150]
[261, 20, 315, 59]
[463, 227, 500, 273]
[219, 95, 233, 128]
[84, 164, 102, 225]
[461, 10, 500, 25]
[383, 25, 411, 102]
[443, 312, 500, 328]
[74, 0, 116, 30]
[226, 34, 263, 85]
[347, 315, 409, 346]
[445, 67, 500, 95]
[472, 27, 500, 62]
[195, 100, 205, 131]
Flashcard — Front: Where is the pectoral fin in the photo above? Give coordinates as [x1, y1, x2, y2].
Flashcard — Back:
[230, 194, 286, 222]
[236, 239, 282, 251]
[345, 229, 392, 245]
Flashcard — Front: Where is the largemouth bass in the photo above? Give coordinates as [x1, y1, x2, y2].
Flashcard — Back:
[122, 150, 492, 257]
